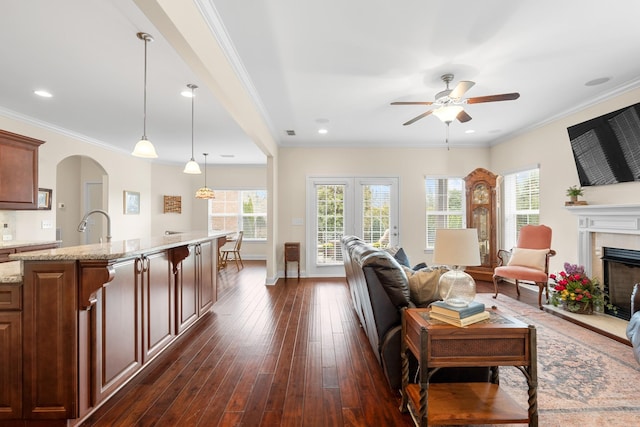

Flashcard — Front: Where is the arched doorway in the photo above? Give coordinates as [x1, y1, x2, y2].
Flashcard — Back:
[56, 155, 108, 247]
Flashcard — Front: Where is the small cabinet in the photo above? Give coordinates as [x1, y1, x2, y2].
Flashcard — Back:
[141, 251, 174, 363]
[464, 168, 499, 282]
[173, 240, 217, 334]
[0, 129, 44, 210]
[0, 285, 22, 420]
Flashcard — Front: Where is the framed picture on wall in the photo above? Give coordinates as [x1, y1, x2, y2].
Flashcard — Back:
[37, 188, 52, 210]
[123, 190, 140, 215]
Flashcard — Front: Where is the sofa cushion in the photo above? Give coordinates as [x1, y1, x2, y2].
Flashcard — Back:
[362, 251, 410, 308]
[403, 265, 449, 307]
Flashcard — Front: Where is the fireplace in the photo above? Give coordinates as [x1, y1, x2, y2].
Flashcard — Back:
[602, 247, 640, 320]
[566, 204, 640, 323]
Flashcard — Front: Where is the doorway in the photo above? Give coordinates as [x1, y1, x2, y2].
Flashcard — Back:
[306, 176, 399, 277]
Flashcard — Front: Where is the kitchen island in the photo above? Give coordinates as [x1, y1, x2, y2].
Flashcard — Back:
[1, 232, 225, 426]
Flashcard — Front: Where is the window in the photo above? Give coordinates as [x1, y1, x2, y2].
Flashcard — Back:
[503, 168, 540, 249]
[315, 183, 345, 265]
[425, 177, 465, 249]
[209, 190, 267, 240]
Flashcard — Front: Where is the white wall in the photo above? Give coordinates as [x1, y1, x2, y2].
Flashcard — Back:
[490, 87, 640, 273]
[277, 146, 491, 273]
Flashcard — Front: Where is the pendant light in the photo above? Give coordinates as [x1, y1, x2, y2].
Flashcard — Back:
[195, 153, 215, 199]
[132, 32, 158, 158]
[183, 84, 202, 174]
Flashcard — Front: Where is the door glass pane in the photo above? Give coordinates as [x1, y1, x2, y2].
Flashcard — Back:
[316, 184, 345, 264]
[361, 184, 391, 247]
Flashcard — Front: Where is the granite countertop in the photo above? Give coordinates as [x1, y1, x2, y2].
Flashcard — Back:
[0, 261, 22, 283]
[0, 240, 60, 249]
[9, 231, 228, 262]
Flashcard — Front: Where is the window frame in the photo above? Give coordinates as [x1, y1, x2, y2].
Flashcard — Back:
[502, 167, 540, 250]
[425, 176, 467, 251]
[208, 189, 268, 241]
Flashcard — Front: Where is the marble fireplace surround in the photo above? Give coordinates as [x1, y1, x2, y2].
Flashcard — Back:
[566, 204, 640, 279]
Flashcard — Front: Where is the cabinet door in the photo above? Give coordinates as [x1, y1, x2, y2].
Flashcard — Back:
[142, 251, 175, 362]
[0, 311, 21, 419]
[92, 258, 142, 404]
[176, 246, 198, 333]
[198, 241, 216, 315]
[0, 129, 44, 210]
[22, 261, 77, 419]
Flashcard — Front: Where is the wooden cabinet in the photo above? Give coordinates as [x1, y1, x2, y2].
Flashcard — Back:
[197, 240, 216, 315]
[0, 129, 44, 210]
[0, 285, 22, 420]
[0, 248, 14, 263]
[7, 235, 220, 425]
[92, 258, 142, 405]
[142, 251, 175, 363]
[174, 241, 216, 334]
[464, 168, 499, 282]
[22, 261, 77, 420]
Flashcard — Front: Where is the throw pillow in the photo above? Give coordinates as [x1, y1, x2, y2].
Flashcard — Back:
[402, 265, 449, 307]
[384, 246, 411, 268]
[507, 247, 549, 271]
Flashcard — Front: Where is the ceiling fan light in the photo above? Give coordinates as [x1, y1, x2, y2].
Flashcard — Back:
[433, 105, 464, 123]
[183, 159, 202, 174]
[132, 137, 158, 158]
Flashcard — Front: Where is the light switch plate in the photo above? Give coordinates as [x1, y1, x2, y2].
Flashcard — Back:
[2, 234, 12, 241]
[42, 220, 53, 229]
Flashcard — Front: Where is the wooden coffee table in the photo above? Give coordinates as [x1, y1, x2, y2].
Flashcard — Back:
[400, 307, 538, 426]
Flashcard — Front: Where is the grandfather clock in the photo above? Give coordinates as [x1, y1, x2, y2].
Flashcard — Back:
[464, 168, 498, 282]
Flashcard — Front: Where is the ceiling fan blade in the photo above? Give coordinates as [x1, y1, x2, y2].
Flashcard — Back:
[449, 80, 475, 99]
[403, 110, 433, 126]
[466, 92, 520, 104]
[457, 110, 472, 123]
[391, 101, 434, 106]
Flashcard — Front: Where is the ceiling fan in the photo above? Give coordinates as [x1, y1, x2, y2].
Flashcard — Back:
[391, 73, 520, 126]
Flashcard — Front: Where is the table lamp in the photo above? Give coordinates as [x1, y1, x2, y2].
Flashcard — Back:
[432, 228, 481, 307]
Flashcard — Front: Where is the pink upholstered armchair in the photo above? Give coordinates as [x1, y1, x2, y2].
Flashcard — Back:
[493, 224, 556, 309]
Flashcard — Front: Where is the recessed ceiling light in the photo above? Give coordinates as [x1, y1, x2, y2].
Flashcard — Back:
[318, 128, 328, 134]
[34, 90, 52, 98]
[585, 77, 610, 87]
[464, 129, 475, 134]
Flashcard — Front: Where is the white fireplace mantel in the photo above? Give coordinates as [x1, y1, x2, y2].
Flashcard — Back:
[566, 204, 640, 274]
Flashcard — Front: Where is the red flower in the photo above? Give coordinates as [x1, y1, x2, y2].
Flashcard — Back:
[560, 271, 567, 277]
[582, 278, 589, 285]
[550, 274, 557, 280]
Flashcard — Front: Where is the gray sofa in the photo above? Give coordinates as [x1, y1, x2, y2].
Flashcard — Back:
[341, 236, 490, 390]
[626, 284, 640, 364]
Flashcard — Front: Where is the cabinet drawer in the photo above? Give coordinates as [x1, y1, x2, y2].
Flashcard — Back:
[0, 285, 21, 310]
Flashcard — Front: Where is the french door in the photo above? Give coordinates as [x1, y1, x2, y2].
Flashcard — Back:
[306, 177, 399, 277]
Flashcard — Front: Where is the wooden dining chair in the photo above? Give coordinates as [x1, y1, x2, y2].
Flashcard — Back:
[221, 231, 244, 271]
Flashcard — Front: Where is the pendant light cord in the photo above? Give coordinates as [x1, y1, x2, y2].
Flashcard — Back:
[142, 35, 148, 139]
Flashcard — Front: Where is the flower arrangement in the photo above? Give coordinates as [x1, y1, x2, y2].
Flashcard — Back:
[549, 263, 616, 314]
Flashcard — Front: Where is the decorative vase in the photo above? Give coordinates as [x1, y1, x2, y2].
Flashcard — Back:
[570, 195, 578, 203]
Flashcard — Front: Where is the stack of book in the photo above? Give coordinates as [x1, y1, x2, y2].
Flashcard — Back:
[429, 300, 489, 327]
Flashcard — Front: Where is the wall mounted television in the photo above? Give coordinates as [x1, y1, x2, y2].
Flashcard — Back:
[567, 102, 640, 186]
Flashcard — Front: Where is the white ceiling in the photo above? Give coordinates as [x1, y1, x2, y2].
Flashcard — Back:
[2, 0, 640, 166]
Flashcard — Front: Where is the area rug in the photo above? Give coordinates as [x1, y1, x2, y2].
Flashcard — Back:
[472, 293, 640, 427]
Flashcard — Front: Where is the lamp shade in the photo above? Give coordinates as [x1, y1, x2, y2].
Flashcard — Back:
[132, 137, 158, 158]
[432, 228, 481, 267]
[183, 159, 201, 174]
[432, 105, 464, 123]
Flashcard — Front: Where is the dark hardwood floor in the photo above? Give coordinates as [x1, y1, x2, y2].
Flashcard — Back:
[81, 261, 428, 426]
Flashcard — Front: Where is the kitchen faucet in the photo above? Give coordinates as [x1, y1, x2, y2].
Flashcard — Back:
[77, 209, 112, 243]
